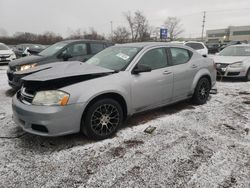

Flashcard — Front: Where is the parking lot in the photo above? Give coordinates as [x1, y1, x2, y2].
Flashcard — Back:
[0, 64, 250, 187]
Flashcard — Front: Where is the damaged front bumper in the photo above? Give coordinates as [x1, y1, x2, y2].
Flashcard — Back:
[12, 94, 86, 137]
[216, 67, 247, 78]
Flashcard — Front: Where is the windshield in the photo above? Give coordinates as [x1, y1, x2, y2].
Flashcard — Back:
[0, 44, 10, 50]
[39, 42, 68, 56]
[86, 46, 142, 71]
[219, 46, 250, 56]
[185, 43, 204, 50]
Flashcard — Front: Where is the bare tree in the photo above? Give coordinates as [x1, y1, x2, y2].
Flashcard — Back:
[163, 17, 184, 41]
[124, 10, 150, 42]
[113, 27, 130, 43]
[68, 28, 105, 40]
[0, 28, 8, 37]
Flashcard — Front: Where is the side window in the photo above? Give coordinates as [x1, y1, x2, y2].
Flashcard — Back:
[137, 48, 168, 70]
[90, 43, 104, 54]
[62, 43, 87, 56]
[169, 48, 191, 65]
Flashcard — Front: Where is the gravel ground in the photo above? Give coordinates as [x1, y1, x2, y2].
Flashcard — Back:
[0, 65, 250, 188]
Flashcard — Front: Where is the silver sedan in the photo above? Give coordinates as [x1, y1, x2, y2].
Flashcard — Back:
[12, 42, 216, 139]
[212, 44, 250, 81]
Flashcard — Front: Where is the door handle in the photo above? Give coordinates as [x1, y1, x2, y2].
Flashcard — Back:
[191, 64, 198, 68]
[163, 70, 172, 75]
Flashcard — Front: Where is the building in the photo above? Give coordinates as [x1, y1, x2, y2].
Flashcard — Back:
[206, 25, 250, 43]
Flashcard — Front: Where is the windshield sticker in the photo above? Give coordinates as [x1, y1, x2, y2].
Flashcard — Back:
[116, 53, 130, 60]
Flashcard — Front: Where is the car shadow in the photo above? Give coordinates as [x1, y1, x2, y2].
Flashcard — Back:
[17, 132, 95, 154]
[123, 100, 195, 128]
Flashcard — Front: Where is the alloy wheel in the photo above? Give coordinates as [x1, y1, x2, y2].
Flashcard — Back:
[90, 104, 120, 136]
[198, 81, 210, 101]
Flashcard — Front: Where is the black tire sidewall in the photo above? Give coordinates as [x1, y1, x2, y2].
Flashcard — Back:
[83, 98, 123, 140]
[192, 77, 211, 105]
[246, 68, 250, 81]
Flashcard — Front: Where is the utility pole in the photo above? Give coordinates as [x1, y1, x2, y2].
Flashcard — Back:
[110, 21, 113, 42]
[201, 11, 206, 41]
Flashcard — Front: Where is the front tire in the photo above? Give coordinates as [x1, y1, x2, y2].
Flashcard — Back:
[82, 98, 123, 140]
[192, 77, 211, 105]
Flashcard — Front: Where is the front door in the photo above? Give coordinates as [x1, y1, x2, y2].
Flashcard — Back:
[131, 47, 173, 112]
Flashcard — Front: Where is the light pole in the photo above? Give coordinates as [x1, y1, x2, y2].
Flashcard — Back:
[110, 21, 113, 42]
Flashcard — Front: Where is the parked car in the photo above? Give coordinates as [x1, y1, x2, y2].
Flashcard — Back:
[0, 43, 16, 64]
[219, 41, 248, 51]
[185, 41, 208, 56]
[7, 39, 113, 89]
[206, 43, 220, 54]
[212, 44, 250, 81]
[12, 42, 216, 139]
[13, 44, 46, 58]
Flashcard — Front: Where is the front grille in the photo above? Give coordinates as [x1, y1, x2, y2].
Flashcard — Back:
[18, 87, 35, 105]
[31, 124, 48, 133]
[227, 72, 240, 76]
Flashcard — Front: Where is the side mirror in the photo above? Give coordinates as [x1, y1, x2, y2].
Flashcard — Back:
[61, 53, 72, 61]
[132, 64, 152, 74]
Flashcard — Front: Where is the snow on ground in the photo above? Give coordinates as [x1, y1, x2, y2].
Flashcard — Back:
[0, 64, 249, 187]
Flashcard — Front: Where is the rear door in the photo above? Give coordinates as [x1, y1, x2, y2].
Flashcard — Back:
[131, 47, 173, 112]
[166, 47, 197, 100]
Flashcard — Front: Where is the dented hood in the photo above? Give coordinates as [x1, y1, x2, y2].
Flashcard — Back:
[19, 61, 115, 82]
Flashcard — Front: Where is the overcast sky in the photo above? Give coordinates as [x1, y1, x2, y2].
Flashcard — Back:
[0, 0, 250, 38]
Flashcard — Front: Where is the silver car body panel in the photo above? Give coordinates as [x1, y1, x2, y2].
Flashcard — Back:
[13, 42, 216, 136]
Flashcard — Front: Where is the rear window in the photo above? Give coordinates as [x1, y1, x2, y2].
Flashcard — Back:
[90, 43, 104, 54]
[169, 48, 191, 65]
[185, 43, 204, 50]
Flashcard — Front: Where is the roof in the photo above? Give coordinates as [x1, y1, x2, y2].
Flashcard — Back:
[116, 42, 184, 48]
[60, 39, 112, 44]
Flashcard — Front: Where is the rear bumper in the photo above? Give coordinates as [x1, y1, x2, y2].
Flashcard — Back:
[12, 94, 86, 137]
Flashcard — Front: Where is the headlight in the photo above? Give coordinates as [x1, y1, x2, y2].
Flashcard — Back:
[229, 61, 243, 68]
[32, 90, 70, 106]
[20, 63, 37, 71]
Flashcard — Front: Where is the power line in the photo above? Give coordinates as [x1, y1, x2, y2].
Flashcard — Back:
[206, 7, 250, 13]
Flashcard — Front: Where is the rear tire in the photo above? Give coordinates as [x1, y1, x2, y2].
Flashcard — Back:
[245, 68, 250, 81]
[192, 77, 211, 105]
[82, 98, 123, 140]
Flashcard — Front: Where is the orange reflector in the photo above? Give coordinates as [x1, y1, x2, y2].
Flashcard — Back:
[60, 96, 69, 106]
